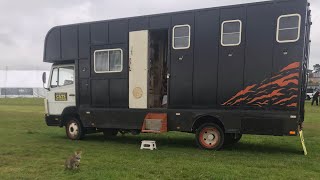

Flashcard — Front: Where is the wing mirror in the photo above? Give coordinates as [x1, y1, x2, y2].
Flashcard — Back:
[42, 72, 49, 90]
[42, 72, 46, 84]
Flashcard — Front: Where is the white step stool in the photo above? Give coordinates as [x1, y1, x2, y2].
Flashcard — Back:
[140, 140, 157, 150]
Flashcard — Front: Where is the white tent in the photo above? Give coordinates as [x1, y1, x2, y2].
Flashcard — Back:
[0, 70, 49, 98]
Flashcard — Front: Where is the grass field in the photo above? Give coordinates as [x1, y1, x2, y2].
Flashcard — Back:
[0, 98, 319, 179]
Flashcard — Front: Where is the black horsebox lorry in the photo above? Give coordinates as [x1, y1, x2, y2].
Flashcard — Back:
[43, 0, 311, 150]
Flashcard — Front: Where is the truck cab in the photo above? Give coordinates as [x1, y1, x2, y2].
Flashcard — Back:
[44, 64, 76, 126]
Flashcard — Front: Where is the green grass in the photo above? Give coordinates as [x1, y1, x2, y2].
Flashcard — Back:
[0, 98, 319, 179]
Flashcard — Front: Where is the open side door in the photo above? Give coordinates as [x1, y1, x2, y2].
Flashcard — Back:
[129, 30, 149, 109]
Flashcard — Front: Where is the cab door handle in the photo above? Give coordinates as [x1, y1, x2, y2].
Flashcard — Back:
[69, 94, 75, 97]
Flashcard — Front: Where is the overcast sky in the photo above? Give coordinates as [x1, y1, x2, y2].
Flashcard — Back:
[0, 0, 318, 70]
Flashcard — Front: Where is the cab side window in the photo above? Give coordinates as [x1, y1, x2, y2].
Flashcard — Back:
[50, 66, 74, 88]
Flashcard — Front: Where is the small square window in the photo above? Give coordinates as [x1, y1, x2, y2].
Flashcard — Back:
[277, 14, 301, 43]
[94, 49, 123, 73]
[221, 20, 242, 46]
[172, 25, 190, 49]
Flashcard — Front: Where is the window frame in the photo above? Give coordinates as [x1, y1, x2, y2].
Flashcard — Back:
[276, 13, 301, 43]
[221, 19, 242, 47]
[50, 67, 58, 88]
[93, 48, 123, 73]
[172, 24, 191, 50]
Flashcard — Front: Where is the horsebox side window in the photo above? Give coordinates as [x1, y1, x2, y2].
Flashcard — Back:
[94, 48, 123, 73]
[277, 14, 301, 43]
[221, 20, 242, 46]
[172, 24, 190, 49]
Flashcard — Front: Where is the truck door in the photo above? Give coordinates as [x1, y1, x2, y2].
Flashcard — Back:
[170, 13, 194, 108]
[47, 65, 76, 115]
[129, 30, 149, 109]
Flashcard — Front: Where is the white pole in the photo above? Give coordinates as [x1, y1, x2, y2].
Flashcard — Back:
[4, 66, 8, 98]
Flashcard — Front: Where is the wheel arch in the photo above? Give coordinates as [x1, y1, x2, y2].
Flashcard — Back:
[191, 115, 225, 133]
[60, 106, 80, 127]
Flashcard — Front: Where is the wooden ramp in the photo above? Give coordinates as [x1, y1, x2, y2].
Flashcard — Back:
[141, 113, 167, 133]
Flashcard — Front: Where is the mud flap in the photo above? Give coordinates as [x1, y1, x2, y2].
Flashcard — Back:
[299, 130, 307, 156]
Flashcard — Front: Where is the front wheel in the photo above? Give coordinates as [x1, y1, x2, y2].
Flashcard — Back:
[65, 118, 85, 140]
[195, 123, 224, 150]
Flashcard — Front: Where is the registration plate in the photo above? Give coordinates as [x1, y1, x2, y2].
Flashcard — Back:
[55, 92, 68, 101]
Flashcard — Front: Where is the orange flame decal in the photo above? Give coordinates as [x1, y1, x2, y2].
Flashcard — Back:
[222, 62, 300, 108]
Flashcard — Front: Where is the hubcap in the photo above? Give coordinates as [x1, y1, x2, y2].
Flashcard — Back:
[200, 127, 219, 148]
[69, 122, 79, 137]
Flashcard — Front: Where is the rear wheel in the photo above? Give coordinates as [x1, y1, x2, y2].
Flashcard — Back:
[195, 123, 224, 150]
[65, 118, 85, 140]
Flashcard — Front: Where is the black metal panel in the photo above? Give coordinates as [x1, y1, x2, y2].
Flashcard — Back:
[91, 79, 109, 107]
[193, 10, 220, 107]
[273, 0, 306, 72]
[218, 7, 246, 106]
[90, 22, 108, 44]
[167, 111, 193, 131]
[92, 109, 146, 129]
[44, 27, 61, 62]
[89, 43, 128, 109]
[61, 26, 78, 60]
[79, 59, 90, 78]
[149, 15, 171, 29]
[79, 79, 90, 105]
[271, 0, 307, 110]
[109, 20, 128, 44]
[241, 117, 283, 135]
[243, 4, 275, 108]
[129, 17, 149, 31]
[169, 12, 194, 108]
[109, 79, 128, 108]
[79, 24, 90, 59]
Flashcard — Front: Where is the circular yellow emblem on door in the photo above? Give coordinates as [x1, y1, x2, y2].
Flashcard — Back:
[133, 87, 143, 99]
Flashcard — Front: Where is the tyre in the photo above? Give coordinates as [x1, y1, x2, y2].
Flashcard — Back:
[224, 133, 242, 146]
[102, 129, 118, 138]
[195, 123, 224, 150]
[65, 118, 85, 140]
